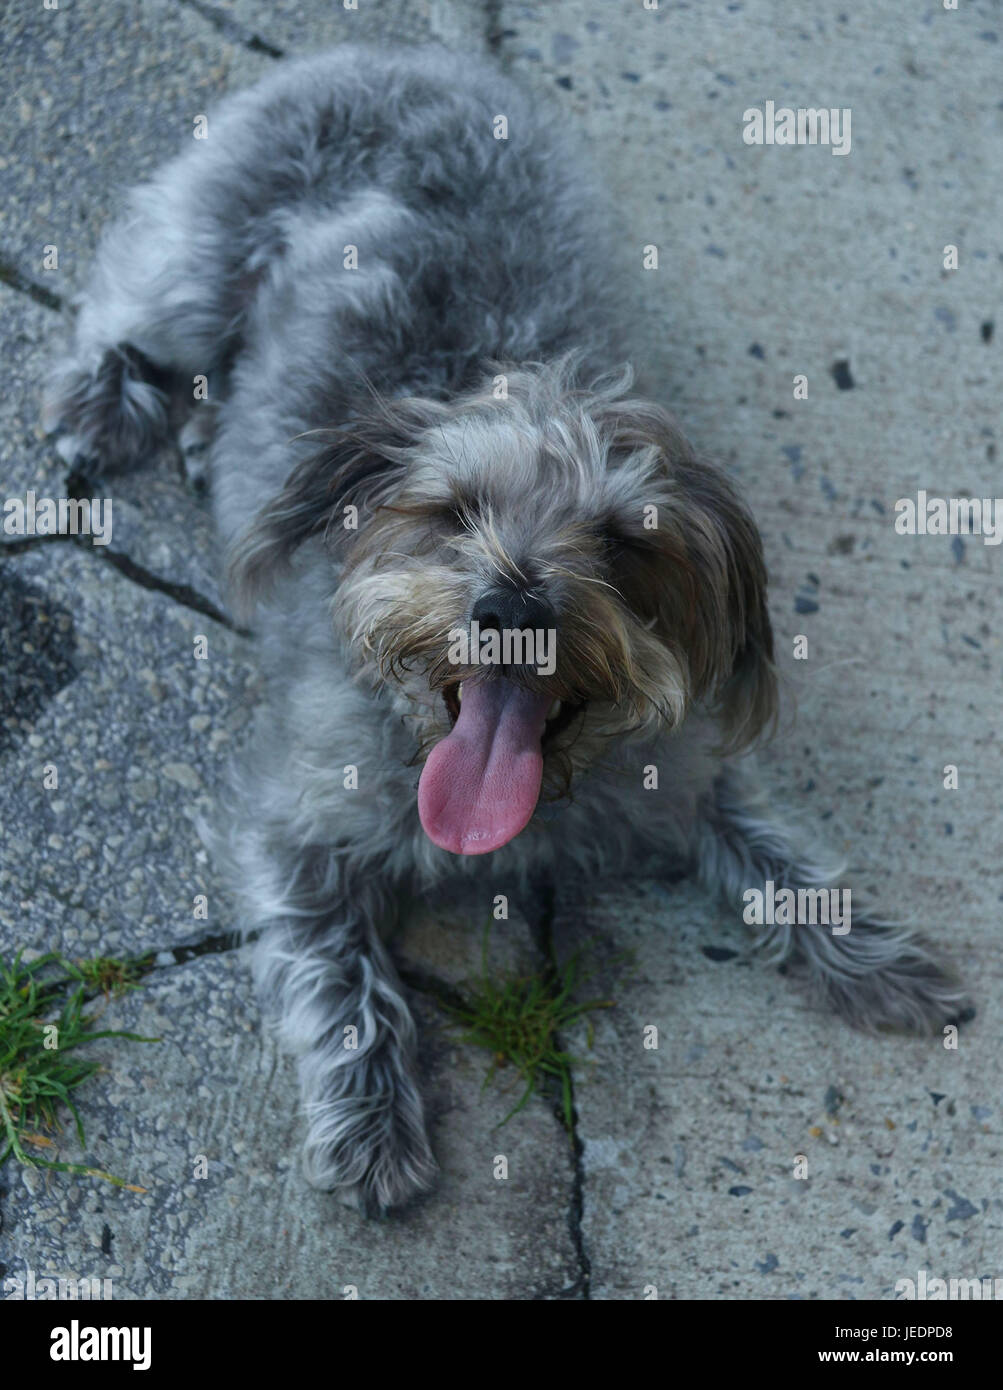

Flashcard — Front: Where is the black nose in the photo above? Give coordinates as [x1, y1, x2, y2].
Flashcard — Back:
[471, 586, 555, 634]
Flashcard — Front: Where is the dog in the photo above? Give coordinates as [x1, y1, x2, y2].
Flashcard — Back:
[44, 44, 967, 1214]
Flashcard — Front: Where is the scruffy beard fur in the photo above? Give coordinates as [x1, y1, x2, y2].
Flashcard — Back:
[45, 45, 969, 1215]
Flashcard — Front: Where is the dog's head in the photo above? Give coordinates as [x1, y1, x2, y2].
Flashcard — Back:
[232, 360, 776, 855]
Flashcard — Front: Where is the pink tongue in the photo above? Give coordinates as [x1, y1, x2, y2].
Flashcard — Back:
[418, 679, 551, 855]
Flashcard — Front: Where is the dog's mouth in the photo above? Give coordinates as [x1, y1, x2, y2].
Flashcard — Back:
[440, 681, 583, 743]
[417, 678, 585, 856]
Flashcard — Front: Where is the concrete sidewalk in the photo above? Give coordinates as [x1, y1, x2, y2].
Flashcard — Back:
[1, 0, 1000, 1299]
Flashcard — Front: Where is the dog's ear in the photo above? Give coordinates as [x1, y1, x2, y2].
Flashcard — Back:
[228, 394, 440, 604]
[598, 396, 778, 750]
[685, 460, 778, 752]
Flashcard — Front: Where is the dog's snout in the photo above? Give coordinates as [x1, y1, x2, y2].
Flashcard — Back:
[471, 587, 555, 634]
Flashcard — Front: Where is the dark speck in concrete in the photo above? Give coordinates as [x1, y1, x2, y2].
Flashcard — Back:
[943, 1189, 978, 1222]
[952, 535, 965, 565]
[702, 945, 739, 963]
[888, 1220, 904, 1240]
[756, 1252, 779, 1272]
[911, 1214, 928, 1244]
[981, 320, 994, 343]
[749, 342, 765, 359]
[831, 359, 855, 390]
[555, 75, 572, 90]
[795, 596, 820, 615]
[551, 33, 579, 63]
[729, 1186, 753, 1197]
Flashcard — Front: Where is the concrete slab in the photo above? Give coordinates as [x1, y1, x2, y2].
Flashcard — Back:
[1, 950, 579, 1299]
[550, 878, 1000, 1299]
[1, 0, 269, 291]
[210, 0, 488, 57]
[0, 540, 258, 959]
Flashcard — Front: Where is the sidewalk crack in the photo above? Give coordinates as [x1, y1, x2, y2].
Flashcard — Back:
[526, 881, 592, 1300]
[0, 256, 64, 311]
[1, 527, 246, 635]
[177, 0, 285, 58]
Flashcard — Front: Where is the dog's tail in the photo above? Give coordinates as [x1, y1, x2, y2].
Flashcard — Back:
[694, 766, 970, 1034]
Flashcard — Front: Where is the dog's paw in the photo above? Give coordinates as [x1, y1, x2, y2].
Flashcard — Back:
[43, 346, 169, 471]
[300, 1095, 437, 1215]
[818, 934, 971, 1036]
[50, 432, 97, 472]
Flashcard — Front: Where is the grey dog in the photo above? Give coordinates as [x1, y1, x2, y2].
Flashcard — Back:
[45, 45, 966, 1214]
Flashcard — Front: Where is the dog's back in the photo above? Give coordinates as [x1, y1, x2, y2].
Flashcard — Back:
[48, 45, 627, 546]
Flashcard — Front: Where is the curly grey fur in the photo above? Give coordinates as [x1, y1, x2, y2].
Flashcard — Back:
[45, 45, 968, 1214]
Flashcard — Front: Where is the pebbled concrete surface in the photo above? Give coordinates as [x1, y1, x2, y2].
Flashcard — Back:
[1, 0, 1001, 1300]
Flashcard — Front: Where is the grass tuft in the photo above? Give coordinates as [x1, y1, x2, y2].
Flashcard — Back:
[442, 928, 614, 1132]
[65, 953, 152, 1000]
[0, 950, 158, 1190]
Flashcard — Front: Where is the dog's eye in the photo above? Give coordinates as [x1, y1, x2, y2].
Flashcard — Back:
[596, 520, 626, 547]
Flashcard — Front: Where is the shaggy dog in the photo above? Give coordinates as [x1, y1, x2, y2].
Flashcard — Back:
[45, 45, 966, 1214]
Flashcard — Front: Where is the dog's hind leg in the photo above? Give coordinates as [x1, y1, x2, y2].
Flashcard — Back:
[43, 163, 260, 472]
[695, 766, 970, 1033]
[243, 842, 437, 1214]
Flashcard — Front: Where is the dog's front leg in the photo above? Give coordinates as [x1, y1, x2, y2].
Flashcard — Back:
[251, 865, 436, 1215]
[695, 766, 970, 1032]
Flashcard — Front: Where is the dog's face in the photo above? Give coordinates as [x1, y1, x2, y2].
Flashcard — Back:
[233, 363, 776, 855]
